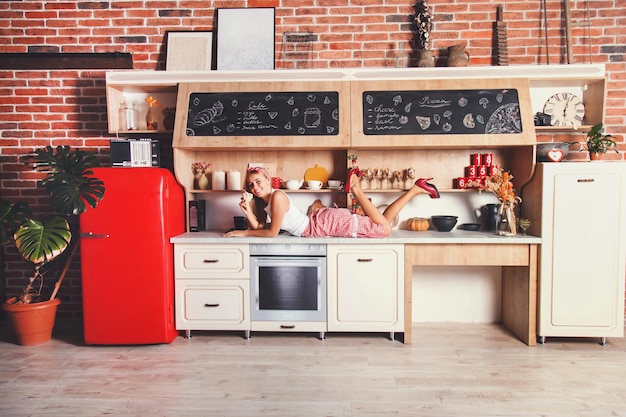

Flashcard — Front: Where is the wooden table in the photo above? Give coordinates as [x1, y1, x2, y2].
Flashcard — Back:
[404, 243, 538, 346]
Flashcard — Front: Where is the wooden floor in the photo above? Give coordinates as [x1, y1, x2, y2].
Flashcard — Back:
[1, 321, 626, 417]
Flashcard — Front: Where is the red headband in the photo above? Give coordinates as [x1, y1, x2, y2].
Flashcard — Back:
[247, 166, 270, 180]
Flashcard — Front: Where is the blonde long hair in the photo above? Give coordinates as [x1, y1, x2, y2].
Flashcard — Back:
[245, 167, 271, 227]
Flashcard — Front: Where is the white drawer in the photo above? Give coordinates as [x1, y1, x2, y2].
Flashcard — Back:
[175, 244, 249, 278]
[176, 281, 249, 330]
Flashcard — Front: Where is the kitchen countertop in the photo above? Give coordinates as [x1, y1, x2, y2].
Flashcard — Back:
[171, 230, 541, 245]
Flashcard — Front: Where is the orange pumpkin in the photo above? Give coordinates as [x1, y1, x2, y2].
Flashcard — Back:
[407, 217, 429, 231]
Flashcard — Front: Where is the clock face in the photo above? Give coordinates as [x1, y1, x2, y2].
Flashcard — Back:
[543, 93, 585, 128]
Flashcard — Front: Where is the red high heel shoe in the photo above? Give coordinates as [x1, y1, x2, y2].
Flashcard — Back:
[344, 167, 362, 193]
[415, 178, 440, 199]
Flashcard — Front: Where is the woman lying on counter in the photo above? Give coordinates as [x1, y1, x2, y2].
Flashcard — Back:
[222, 167, 440, 238]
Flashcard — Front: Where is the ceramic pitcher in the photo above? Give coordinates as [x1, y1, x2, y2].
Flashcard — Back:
[447, 44, 469, 67]
[478, 203, 500, 232]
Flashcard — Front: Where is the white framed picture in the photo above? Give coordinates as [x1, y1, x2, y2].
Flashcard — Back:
[216, 7, 275, 70]
[166, 31, 213, 71]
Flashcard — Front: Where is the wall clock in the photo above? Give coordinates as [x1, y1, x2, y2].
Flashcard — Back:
[542, 93, 585, 128]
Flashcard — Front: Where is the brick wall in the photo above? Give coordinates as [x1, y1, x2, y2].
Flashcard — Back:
[1, 0, 625, 319]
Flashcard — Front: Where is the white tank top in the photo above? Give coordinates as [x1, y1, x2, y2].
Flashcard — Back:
[264, 189, 309, 236]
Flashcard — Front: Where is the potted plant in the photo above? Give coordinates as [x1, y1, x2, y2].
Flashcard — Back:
[0, 145, 105, 345]
[586, 122, 619, 160]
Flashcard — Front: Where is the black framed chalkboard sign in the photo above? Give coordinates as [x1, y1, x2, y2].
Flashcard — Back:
[350, 77, 536, 148]
[174, 81, 351, 149]
[362, 88, 522, 136]
[186, 91, 340, 137]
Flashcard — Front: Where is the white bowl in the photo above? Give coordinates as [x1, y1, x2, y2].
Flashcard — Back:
[283, 179, 303, 190]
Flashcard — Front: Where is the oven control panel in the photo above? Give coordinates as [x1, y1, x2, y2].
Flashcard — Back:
[249, 243, 326, 257]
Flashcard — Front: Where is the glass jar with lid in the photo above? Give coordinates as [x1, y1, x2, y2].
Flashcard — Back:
[119, 102, 139, 131]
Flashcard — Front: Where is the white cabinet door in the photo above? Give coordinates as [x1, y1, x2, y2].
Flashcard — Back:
[551, 171, 621, 327]
[529, 163, 626, 339]
[327, 244, 404, 332]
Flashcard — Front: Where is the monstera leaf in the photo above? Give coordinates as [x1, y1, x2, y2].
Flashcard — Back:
[27, 145, 105, 216]
[14, 217, 71, 265]
[0, 198, 32, 245]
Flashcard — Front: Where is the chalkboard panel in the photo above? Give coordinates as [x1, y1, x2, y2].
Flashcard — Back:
[186, 91, 340, 136]
[363, 89, 522, 135]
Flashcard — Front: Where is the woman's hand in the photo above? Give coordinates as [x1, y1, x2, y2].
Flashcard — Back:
[222, 229, 246, 237]
[239, 198, 253, 216]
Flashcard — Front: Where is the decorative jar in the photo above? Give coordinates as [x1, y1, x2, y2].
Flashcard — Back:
[497, 201, 517, 236]
[119, 102, 138, 131]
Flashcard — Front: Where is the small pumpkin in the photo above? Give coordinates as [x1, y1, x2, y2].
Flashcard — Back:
[407, 217, 429, 231]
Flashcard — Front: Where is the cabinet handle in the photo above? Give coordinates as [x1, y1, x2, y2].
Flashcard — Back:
[280, 324, 296, 329]
[357, 258, 373, 262]
[204, 303, 220, 308]
[577, 178, 595, 183]
[203, 259, 219, 263]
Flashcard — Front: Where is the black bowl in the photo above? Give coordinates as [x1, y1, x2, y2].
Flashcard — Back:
[431, 215, 458, 232]
[460, 222, 481, 231]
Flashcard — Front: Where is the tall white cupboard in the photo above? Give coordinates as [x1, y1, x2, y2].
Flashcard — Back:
[523, 162, 626, 344]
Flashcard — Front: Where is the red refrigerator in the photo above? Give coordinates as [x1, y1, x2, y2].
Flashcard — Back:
[80, 168, 185, 344]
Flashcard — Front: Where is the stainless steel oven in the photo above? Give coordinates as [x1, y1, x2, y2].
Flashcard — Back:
[250, 243, 326, 337]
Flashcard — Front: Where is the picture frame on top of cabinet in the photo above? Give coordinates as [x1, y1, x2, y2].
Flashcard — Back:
[166, 31, 213, 71]
[215, 7, 275, 70]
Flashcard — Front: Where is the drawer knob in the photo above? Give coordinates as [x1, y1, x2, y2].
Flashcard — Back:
[357, 258, 373, 262]
[204, 303, 220, 308]
[203, 259, 219, 263]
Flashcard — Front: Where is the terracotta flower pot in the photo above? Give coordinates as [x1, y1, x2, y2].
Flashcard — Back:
[2, 297, 60, 346]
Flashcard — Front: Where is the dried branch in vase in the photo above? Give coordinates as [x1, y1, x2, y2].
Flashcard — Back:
[411, 0, 433, 50]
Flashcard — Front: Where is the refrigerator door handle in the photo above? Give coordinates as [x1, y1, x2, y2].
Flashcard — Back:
[81, 232, 110, 239]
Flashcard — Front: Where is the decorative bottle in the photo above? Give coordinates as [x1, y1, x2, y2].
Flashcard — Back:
[145, 96, 159, 131]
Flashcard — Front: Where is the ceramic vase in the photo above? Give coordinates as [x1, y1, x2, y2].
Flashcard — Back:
[447, 44, 470, 67]
[416, 49, 436, 67]
[163, 115, 175, 131]
[198, 174, 210, 190]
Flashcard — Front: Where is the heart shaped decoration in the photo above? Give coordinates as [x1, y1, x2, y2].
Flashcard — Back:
[547, 148, 565, 162]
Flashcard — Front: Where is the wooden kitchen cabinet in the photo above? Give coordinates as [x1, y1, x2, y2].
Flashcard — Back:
[174, 243, 250, 338]
[326, 244, 404, 338]
[523, 163, 626, 344]
[105, 65, 606, 216]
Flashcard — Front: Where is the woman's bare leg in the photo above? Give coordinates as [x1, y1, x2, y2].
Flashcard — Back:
[350, 174, 427, 235]
[382, 183, 426, 221]
[349, 174, 427, 235]
[349, 175, 390, 232]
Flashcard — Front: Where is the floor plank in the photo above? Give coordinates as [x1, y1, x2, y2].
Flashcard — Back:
[1, 321, 626, 417]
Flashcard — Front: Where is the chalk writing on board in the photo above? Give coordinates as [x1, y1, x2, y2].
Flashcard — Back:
[186, 92, 340, 136]
[363, 89, 522, 135]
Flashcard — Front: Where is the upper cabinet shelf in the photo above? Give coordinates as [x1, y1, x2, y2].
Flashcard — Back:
[105, 64, 606, 147]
